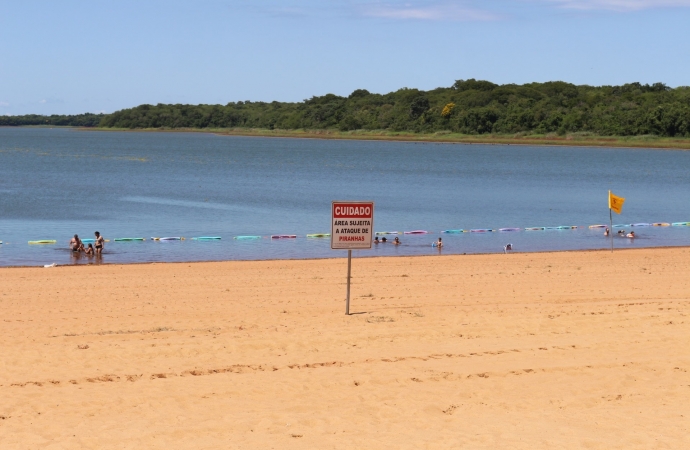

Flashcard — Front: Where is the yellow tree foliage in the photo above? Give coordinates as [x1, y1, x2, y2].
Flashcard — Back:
[441, 102, 456, 118]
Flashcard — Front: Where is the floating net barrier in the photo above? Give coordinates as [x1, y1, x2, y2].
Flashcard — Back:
[19, 220, 690, 247]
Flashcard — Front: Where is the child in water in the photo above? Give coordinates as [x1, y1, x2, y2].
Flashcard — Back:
[84, 243, 95, 255]
[393, 237, 401, 245]
[434, 238, 443, 248]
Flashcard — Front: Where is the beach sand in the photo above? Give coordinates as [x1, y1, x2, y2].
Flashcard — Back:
[2, 248, 689, 449]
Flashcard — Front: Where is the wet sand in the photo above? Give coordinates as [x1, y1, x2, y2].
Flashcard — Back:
[2, 248, 689, 448]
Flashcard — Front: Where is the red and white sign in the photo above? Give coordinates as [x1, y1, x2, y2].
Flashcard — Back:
[331, 201, 374, 250]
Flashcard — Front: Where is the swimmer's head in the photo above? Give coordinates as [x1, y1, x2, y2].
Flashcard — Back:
[95, 231, 100, 237]
[74, 234, 78, 239]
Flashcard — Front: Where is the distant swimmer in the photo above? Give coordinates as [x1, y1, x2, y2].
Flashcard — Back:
[617, 230, 625, 236]
[504, 243, 513, 253]
[604, 228, 610, 236]
[69, 234, 84, 253]
[434, 237, 443, 248]
[627, 231, 636, 238]
[84, 243, 95, 255]
[393, 237, 401, 245]
[94, 231, 105, 255]
[381, 237, 388, 243]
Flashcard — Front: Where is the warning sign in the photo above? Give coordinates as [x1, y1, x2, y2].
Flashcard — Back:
[331, 201, 374, 250]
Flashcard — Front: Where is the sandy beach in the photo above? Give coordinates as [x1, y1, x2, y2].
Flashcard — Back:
[2, 248, 689, 449]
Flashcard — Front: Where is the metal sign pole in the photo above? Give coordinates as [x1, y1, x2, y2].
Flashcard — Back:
[346, 250, 352, 315]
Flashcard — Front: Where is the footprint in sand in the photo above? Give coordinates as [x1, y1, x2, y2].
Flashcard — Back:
[442, 405, 458, 415]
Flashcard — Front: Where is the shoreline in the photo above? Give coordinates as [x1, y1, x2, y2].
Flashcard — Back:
[3, 244, 690, 269]
[72, 126, 690, 150]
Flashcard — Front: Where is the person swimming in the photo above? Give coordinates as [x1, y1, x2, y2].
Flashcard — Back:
[434, 237, 443, 248]
[604, 228, 610, 236]
[627, 231, 636, 238]
[84, 243, 95, 255]
[374, 236, 380, 244]
[393, 237, 401, 245]
[381, 237, 387, 243]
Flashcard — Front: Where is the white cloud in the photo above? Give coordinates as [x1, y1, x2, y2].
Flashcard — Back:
[37, 98, 65, 105]
[543, 0, 690, 10]
[361, 2, 500, 21]
[237, 1, 500, 21]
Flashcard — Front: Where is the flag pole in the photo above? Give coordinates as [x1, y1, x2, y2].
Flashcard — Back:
[609, 207, 614, 253]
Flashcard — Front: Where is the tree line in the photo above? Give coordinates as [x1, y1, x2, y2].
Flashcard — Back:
[0, 113, 103, 127]
[4, 80, 690, 136]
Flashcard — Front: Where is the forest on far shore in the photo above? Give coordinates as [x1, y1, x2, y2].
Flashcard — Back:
[3, 80, 690, 137]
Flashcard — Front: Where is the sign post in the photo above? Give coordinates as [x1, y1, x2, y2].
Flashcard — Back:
[331, 201, 374, 315]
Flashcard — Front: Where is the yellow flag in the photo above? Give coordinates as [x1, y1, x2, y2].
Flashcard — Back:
[609, 190, 625, 214]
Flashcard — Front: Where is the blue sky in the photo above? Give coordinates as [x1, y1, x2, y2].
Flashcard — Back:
[1, 0, 689, 115]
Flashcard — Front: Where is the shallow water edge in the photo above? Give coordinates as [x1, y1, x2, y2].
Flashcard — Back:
[77, 127, 690, 150]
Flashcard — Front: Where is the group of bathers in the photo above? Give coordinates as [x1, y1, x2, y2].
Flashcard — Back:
[70, 232, 105, 255]
[374, 236, 401, 245]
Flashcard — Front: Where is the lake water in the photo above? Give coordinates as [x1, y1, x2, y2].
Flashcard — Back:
[0, 127, 689, 267]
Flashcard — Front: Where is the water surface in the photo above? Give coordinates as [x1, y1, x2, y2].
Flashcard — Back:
[0, 128, 688, 266]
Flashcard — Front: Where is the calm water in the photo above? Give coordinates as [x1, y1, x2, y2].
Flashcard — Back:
[0, 127, 689, 267]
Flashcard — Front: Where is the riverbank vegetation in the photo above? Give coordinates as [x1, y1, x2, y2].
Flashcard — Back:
[4, 80, 690, 140]
[91, 127, 690, 149]
[0, 113, 103, 127]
